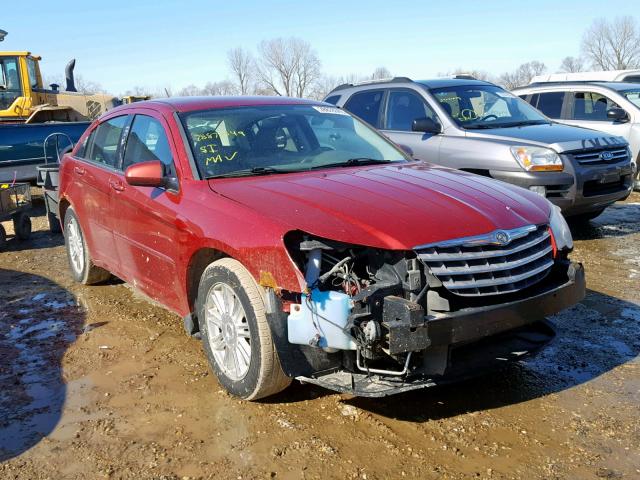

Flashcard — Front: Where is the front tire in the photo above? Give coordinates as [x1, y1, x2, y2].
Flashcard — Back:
[64, 208, 111, 285]
[197, 258, 291, 400]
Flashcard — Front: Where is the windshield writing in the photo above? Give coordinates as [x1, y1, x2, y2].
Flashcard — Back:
[180, 105, 408, 178]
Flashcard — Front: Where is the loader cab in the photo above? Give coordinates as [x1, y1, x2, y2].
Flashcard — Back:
[0, 51, 46, 120]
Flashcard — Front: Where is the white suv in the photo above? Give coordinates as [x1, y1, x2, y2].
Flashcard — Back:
[514, 81, 640, 190]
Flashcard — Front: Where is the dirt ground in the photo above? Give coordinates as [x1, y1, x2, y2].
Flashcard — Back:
[1, 192, 639, 480]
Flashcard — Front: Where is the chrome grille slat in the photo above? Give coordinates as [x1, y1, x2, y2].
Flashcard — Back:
[441, 258, 554, 290]
[571, 148, 629, 165]
[415, 225, 554, 297]
[428, 244, 553, 275]
[418, 229, 550, 261]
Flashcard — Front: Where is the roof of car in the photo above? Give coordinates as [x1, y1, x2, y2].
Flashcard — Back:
[415, 78, 495, 89]
[516, 81, 640, 92]
[129, 96, 325, 113]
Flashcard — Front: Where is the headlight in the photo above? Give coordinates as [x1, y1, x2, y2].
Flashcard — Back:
[511, 146, 563, 171]
[549, 204, 573, 251]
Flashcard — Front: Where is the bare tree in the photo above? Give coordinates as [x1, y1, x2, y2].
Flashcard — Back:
[371, 66, 392, 80]
[227, 47, 254, 94]
[558, 56, 585, 73]
[582, 16, 640, 70]
[178, 84, 202, 96]
[256, 37, 321, 97]
[498, 61, 547, 89]
[201, 80, 238, 96]
[124, 85, 154, 97]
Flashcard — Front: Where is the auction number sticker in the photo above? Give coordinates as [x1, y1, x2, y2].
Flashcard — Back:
[313, 106, 349, 115]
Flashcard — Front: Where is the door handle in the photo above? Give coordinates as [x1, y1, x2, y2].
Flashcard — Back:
[109, 179, 125, 192]
[74, 166, 85, 175]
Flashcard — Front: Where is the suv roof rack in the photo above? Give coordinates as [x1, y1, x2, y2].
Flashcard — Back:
[329, 76, 413, 93]
[451, 74, 476, 80]
[523, 80, 618, 88]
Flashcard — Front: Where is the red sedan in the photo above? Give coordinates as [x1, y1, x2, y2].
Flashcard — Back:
[58, 96, 584, 399]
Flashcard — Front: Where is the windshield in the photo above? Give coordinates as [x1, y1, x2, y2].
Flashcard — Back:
[180, 104, 409, 178]
[621, 90, 640, 108]
[430, 85, 551, 129]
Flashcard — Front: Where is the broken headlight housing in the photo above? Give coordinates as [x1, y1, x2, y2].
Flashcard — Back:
[549, 204, 573, 251]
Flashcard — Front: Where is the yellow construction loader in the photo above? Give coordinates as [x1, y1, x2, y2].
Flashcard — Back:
[0, 51, 121, 123]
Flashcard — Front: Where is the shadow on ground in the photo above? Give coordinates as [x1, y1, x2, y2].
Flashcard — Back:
[0, 268, 87, 462]
[571, 200, 640, 240]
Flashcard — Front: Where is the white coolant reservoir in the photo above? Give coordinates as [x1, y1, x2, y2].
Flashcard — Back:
[287, 289, 357, 350]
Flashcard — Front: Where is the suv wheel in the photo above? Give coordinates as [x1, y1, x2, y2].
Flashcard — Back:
[197, 258, 291, 400]
[64, 208, 111, 284]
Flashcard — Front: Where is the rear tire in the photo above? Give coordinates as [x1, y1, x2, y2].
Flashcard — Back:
[64, 208, 111, 285]
[0, 224, 6, 249]
[13, 212, 31, 240]
[197, 258, 291, 400]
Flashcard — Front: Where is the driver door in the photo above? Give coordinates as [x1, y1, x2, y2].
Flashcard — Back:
[110, 111, 184, 309]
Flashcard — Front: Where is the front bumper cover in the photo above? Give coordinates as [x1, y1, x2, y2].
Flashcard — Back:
[297, 262, 585, 397]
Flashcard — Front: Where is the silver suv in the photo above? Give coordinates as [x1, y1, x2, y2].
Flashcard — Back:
[514, 81, 640, 190]
[325, 77, 634, 220]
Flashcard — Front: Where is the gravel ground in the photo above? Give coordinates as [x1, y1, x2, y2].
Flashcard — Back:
[0, 192, 638, 480]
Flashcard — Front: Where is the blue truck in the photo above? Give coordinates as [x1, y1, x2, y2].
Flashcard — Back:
[0, 122, 89, 183]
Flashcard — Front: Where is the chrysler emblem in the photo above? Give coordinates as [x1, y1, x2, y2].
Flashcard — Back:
[600, 151, 614, 161]
[494, 231, 511, 245]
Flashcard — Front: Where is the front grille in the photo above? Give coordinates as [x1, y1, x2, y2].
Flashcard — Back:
[415, 225, 553, 297]
[570, 147, 629, 165]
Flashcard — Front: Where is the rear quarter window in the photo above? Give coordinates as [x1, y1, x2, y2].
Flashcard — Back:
[535, 92, 565, 118]
[343, 90, 384, 127]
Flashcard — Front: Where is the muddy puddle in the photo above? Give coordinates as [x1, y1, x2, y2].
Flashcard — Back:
[0, 194, 639, 479]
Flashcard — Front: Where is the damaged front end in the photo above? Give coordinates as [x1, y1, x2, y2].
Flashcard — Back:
[270, 228, 585, 397]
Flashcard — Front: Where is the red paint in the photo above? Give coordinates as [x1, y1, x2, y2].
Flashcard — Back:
[59, 97, 552, 319]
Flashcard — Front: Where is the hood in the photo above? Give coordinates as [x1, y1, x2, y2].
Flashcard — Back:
[208, 163, 551, 251]
[466, 122, 627, 153]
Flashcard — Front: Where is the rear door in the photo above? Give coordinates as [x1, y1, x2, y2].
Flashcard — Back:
[110, 111, 183, 308]
[563, 90, 632, 139]
[380, 89, 442, 161]
[70, 115, 129, 267]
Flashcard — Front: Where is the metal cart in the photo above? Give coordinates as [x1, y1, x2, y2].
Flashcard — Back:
[0, 182, 32, 248]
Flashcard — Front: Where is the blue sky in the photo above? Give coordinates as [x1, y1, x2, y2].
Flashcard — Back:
[2, 1, 639, 94]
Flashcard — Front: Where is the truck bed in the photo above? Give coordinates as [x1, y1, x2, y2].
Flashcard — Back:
[0, 121, 89, 182]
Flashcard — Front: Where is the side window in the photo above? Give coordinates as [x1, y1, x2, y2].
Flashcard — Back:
[26, 58, 38, 89]
[535, 92, 565, 118]
[123, 115, 175, 175]
[344, 90, 384, 126]
[0, 57, 21, 96]
[75, 130, 94, 158]
[324, 95, 341, 105]
[385, 90, 438, 131]
[571, 92, 620, 121]
[86, 116, 128, 168]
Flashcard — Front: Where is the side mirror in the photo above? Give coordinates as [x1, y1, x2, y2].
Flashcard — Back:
[607, 107, 629, 122]
[125, 160, 165, 187]
[412, 117, 442, 134]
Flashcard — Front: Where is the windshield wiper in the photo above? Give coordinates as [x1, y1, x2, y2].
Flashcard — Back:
[207, 166, 295, 179]
[465, 120, 550, 130]
[309, 158, 397, 170]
